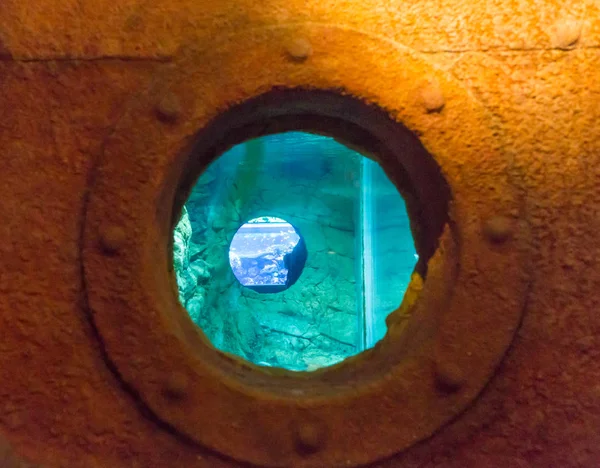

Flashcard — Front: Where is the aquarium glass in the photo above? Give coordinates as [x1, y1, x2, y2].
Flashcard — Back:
[173, 131, 417, 371]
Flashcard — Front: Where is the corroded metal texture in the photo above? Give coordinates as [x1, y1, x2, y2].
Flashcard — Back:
[1, 1, 599, 467]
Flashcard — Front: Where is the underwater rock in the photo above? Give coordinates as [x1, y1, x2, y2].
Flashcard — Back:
[257, 310, 316, 339]
[185, 294, 205, 324]
[323, 216, 354, 233]
[188, 241, 207, 262]
[322, 225, 355, 258]
[329, 292, 356, 315]
[318, 194, 355, 224]
[212, 220, 225, 232]
[198, 171, 217, 185]
[301, 224, 327, 252]
[232, 250, 287, 286]
[302, 194, 333, 218]
[189, 259, 211, 285]
[235, 308, 265, 361]
[174, 206, 192, 255]
[318, 310, 357, 346]
[173, 206, 198, 304]
[209, 292, 266, 362]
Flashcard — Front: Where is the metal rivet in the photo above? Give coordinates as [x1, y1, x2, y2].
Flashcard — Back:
[551, 19, 581, 50]
[575, 336, 595, 353]
[155, 92, 182, 123]
[285, 37, 312, 62]
[293, 419, 326, 454]
[434, 360, 465, 393]
[0, 38, 11, 59]
[124, 13, 144, 32]
[99, 225, 126, 254]
[421, 82, 445, 113]
[483, 216, 513, 244]
[163, 371, 189, 400]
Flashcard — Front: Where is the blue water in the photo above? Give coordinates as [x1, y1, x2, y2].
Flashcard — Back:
[175, 131, 417, 370]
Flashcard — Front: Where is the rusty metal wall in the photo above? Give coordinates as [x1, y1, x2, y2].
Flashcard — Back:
[0, 1, 599, 467]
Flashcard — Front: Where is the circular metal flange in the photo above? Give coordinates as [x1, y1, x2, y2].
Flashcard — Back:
[82, 25, 531, 467]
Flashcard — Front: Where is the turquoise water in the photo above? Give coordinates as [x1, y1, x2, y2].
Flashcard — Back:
[173, 132, 417, 371]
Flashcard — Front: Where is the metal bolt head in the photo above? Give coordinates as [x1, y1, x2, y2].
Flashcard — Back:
[293, 418, 326, 454]
[163, 371, 189, 400]
[155, 92, 182, 123]
[286, 37, 312, 62]
[99, 225, 126, 255]
[421, 82, 445, 113]
[434, 360, 465, 393]
[551, 19, 581, 50]
[124, 13, 144, 32]
[483, 216, 513, 244]
[575, 335, 595, 354]
[0, 37, 12, 59]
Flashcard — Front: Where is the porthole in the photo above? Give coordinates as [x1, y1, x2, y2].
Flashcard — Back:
[82, 32, 529, 467]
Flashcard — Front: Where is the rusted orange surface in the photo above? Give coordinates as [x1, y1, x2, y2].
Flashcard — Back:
[0, 1, 599, 467]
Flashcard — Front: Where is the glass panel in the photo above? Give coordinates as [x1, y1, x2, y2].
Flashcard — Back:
[360, 158, 418, 348]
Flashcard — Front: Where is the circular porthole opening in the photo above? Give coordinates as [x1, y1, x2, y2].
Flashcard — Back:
[173, 130, 420, 372]
[229, 217, 307, 293]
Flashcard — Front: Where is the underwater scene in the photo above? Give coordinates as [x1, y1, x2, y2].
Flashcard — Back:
[228, 217, 305, 291]
[173, 132, 417, 371]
